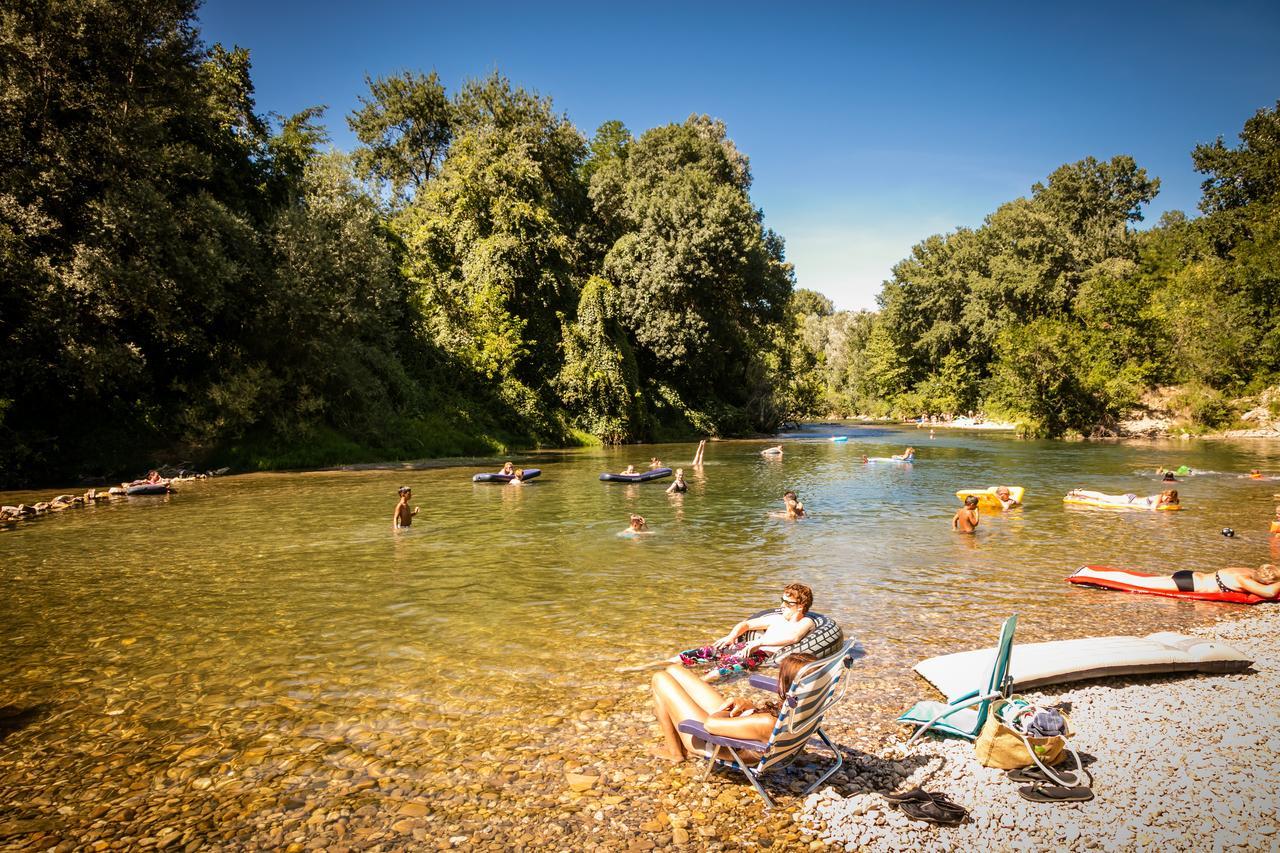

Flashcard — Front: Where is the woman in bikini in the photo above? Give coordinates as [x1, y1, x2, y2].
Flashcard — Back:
[1081, 565, 1280, 599]
[649, 652, 817, 762]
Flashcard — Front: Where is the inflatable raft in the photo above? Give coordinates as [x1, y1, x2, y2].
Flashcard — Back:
[125, 483, 172, 496]
[741, 609, 844, 662]
[599, 467, 672, 483]
[472, 469, 541, 483]
[830, 436, 848, 443]
[914, 631, 1252, 701]
[955, 486, 1024, 508]
[1062, 492, 1181, 511]
[1067, 565, 1266, 604]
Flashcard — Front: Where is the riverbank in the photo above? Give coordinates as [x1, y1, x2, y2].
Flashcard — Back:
[801, 604, 1280, 851]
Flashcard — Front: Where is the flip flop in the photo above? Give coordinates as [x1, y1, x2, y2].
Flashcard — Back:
[1018, 784, 1094, 803]
[883, 786, 932, 803]
[926, 793, 968, 817]
[1006, 767, 1084, 786]
[899, 799, 967, 826]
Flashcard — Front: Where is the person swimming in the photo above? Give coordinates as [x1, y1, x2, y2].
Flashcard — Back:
[620, 514, 651, 536]
[782, 490, 805, 519]
[620, 464, 639, 475]
[507, 468, 527, 485]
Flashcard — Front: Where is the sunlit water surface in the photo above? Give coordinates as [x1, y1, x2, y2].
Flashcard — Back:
[3, 424, 1279, 838]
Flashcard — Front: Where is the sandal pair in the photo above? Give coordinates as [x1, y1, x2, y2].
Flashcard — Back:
[884, 787, 968, 825]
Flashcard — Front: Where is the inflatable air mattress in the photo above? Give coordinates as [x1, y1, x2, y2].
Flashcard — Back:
[914, 632, 1252, 701]
[125, 484, 171, 496]
[1062, 493, 1181, 511]
[866, 457, 913, 463]
[472, 468, 541, 483]
[600, 467, 672, 483]
[1067, 565, 1266, 604]
[830, 436, 848, 443]
[956, 486, 1024, 508]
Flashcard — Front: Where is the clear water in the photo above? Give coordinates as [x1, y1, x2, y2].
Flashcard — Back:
[2, 424, 1278, 838]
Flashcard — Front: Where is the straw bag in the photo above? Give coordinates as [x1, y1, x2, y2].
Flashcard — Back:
[975, 698, 1079, 783]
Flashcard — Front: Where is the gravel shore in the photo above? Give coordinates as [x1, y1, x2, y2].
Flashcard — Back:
[801, 605, 1280, 851]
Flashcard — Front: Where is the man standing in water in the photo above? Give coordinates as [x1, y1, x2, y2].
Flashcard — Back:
[393, 486, 419, 529]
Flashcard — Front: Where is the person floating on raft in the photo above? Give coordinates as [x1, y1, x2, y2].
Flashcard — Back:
[761, 445, 783, 457]
[1064, 489, 1179, 509]
[994, 486, 1019, 509]
[892, 447, 916, 462]
[620, 464, 639, 475]
[499, 461, 515, 476]
[1072, 565, 1280, 600]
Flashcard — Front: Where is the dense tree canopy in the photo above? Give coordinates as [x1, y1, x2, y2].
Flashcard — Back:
[789, 105, 1280, 436]
[0, 4, 799, 486]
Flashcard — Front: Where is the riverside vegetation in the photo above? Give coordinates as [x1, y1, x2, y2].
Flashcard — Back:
[3, 2, 1279, 489]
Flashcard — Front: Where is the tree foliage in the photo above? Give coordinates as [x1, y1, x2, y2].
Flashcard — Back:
[0, 6, 801, 485]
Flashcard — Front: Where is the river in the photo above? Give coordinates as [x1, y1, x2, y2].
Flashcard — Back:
[2, 424, 1278, 847]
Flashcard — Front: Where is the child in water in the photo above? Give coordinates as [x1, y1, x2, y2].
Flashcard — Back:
[783, 490, 805, 519]
[953, 495, 979, 533]
[392, 486, 419, 529]
[619, 514, 650, 537]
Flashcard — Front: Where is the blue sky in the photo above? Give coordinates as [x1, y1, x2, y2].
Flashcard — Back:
[198, 1, 1280, 310]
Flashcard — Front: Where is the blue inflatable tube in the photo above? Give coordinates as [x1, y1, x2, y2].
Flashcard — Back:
[599, 467, 673, 483]
[473, 468, 541, 483]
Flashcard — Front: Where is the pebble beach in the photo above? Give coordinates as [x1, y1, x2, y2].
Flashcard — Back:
[802, 604, 1280, 851]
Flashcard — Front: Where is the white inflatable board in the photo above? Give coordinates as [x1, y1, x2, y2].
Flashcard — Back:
[915, 633, 1252, 702]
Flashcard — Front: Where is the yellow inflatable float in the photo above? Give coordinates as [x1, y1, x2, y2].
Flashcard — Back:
[955, 486, 1024, 508]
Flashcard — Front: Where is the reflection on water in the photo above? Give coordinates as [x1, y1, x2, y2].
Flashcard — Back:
[2, 425, 1279, 839]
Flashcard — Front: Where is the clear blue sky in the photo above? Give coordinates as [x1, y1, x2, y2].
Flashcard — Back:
[198, 1, 1280, 311]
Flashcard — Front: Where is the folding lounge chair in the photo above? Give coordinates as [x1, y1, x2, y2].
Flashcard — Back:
[896, 614, 1017, 749]
[676, 640, 864, 808]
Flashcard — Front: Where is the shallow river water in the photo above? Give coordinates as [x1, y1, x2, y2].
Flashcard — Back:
[2, 424, 1279, 847]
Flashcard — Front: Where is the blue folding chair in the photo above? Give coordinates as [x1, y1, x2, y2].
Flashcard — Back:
[896, 614, 1017, 748]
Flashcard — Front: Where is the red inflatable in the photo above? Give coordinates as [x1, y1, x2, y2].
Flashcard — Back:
[1067, 565, 1267, 605]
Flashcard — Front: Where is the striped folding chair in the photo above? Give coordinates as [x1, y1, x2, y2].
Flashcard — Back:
[676, 640, 864, 808]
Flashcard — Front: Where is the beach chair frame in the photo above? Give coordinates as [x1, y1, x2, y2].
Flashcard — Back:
[677, 640, 864, 808]
[896, 614, 1017, 748]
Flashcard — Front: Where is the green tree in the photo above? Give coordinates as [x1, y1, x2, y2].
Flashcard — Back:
[598, 115, 793, 431]
[557, 277, 646, 442]
[348, 70, 453, 204]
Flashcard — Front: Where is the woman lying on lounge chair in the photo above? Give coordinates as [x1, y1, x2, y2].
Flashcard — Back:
[649, 653, 816, 763]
